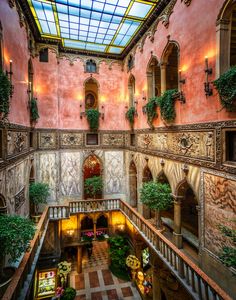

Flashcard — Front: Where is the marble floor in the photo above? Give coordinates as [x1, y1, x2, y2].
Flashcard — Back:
[69, 241, 142, 300]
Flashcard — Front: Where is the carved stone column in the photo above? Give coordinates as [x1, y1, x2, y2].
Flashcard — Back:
[77, 246, 82, 273]
[160, 63, 167, 94]
[93, 221, 97, 240]
[173, 195, 184, 249]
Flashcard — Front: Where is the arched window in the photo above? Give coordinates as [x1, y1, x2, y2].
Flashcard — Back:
[127, 55, 134, 71]
[84, 77, 99, 109]
[28, 59, 34, 99]
[146, 56, 161, 99]
[86, 59, 97, 73]
[161, 42, 179, 93]
[128, 74, 135, 106]
[216, 1, 236, 75]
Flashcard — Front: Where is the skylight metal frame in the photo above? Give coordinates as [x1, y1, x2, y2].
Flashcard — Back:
[27, 0, 160, 55]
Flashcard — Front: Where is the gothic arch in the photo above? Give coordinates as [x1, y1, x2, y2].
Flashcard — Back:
[84, 77, 100, 109]
[0, 194, 7, 214]
[216, 0, 236, 75]
[128, 74, 135, 106]
[146, 55, 161, 98]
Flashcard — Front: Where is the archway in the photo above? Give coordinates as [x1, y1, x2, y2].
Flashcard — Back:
[142, 165, 153, 219]
[84, 77, 99, 109]
[161, 42, 179, 91]
[128, 74, 135, 107]
[146, 56, 161, 99]
[83, 155, 102, 199]
[157, 172, 174, 223]
[81, 216, 93, 234]
[129, 161, 138, 208]
[0, 194, 7, 214]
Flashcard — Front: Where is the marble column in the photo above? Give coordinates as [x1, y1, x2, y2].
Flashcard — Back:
[160, 63, 167, 94]
[173, 195, 184, 249]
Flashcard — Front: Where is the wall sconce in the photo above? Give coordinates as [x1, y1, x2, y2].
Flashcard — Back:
[117, 224, 125, 231]
[6, 60, 14, 97]
[204, 56, 213, 96]
[66, 229, 75, 236]
[27, 81, 32, 99]
[179, 69, 186, 84]
[80, 103, 85, 119]
[134, 100, 138, 116]
[160, 158, 165, 167]
[100, 105, 105, 120]
[142, 90, 146, 101]
[182, 163, 189, 175]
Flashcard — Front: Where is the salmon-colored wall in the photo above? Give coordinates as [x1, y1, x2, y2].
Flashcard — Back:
[0, 0, 31, 126]
[1, 0, 235, 129]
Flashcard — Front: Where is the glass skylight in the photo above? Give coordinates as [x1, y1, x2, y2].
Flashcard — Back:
[28, 0, 160, 54]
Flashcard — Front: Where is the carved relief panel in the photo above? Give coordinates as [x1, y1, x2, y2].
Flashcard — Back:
[7, 131, 29, 157]
[203, 171, 236, 255]
[137, 131, 215, 161]
[38, 132, 58, 150]
[102, 133, 125, 147]
[60, 132, 83, 148]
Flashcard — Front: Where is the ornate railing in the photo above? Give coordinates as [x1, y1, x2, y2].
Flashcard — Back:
[2, 207, 50, 300]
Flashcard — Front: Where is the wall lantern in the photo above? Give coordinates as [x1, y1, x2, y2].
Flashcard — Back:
[6, 59, 14, 97]
[204, 56, 213, 96]
[179, 69, 186, 84]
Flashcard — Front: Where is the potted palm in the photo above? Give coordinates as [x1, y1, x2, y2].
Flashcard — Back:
[140, 181, 172, 229]
[0, 215, 35, 296]
[29, 182, 50, 222]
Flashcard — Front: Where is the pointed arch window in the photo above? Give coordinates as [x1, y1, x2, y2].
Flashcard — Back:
[86, 59, 97, 73]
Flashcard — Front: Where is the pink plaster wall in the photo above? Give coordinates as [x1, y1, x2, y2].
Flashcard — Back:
[0, 0, 31, 126]
[1, 0, 235, 130]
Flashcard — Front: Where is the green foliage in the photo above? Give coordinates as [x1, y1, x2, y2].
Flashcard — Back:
[218, 224, 236, 268]
[157, 89, 177, 122]
[145, 97, 158, 129]
[125, 106, 136, 129]
[29, 182, 50, 214]
[108, 236, 130, 271]
[0, 70, 11, 119]
[84, 176, 103, 199]
[140, 181, 172, 211]
[213, 66, 236, 112]
[30, 97, 39, 121]
[85, 108, 100, 131]
[61, 287, 76, 300]
[0, 215, 35, 263]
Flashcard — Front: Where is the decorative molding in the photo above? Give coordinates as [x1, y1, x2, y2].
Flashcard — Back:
[7, 131, 29, 157]
[181, 0, 192, 6]
[60, 132, 84, 148]
[38, 132, 58, 150]
[102, 133, 125, 147]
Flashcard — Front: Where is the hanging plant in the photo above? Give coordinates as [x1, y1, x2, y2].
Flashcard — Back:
[0, 70, 11, 119]
[30, 97, 39, 121]
[145, 97, 158, 129]
[85, 108, 100, 131]
[213, 66, 236, 112]
[126, 106, 136, 130]
[157, 89, 177, 122]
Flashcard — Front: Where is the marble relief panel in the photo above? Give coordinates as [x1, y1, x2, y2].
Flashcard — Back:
[102, 133, 125, 147]
[137, 131, 215, 161]
[104, 151, 124, 194]
[60, 152, 82, 196]
[204, 172, 236, 255]
[38, 132, 58, 149]
[7, 131, 28, 156]
[60, 132, 83, 148]
[38, 153, 58, 202]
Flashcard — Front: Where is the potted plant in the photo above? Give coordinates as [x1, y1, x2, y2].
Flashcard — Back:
[213, 66, 236, 112]
[126, 106, 136, 130]
[29, 182, 50, 221]
[85, 108, 100, 131]
[157, 89, 178, 123]
[84, 176, 103, 199]
[140, 181, 172, 229]
[0, 70, 11, 120]
[0, 215, 35, 292]
[61, 287, 76, 300]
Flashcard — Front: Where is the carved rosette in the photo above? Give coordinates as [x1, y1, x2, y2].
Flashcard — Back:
[39, 132, 58, 149]
[102, 133, 125, 147]
[60, 133, 83, 147]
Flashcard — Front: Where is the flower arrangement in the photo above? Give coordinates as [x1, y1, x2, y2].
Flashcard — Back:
[55, 287, 64, 298]
[58, 261, 71, 287]
[96, 230, 105, 240]
[126, 255, 141, 270]
[82, 231, 94, 242]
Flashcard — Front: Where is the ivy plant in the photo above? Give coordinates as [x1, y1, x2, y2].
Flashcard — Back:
[126, 106, 136, 130]
[213, 66, 236, 112]
[84, 176, 103, 199]
[0, 215, 35, 278]
[157, 89, 178, 122]
[85, 108, 100, 131]
[145, 97, 158, 129]
[140, 181, 172, 229]
[0, 70, 11, 119]
[30, 97, 39, 121]
[218, 224, 236, 268]
[29, 182, 50, 215]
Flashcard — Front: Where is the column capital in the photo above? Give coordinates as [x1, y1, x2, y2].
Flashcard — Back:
[171, 194, 184, 204]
